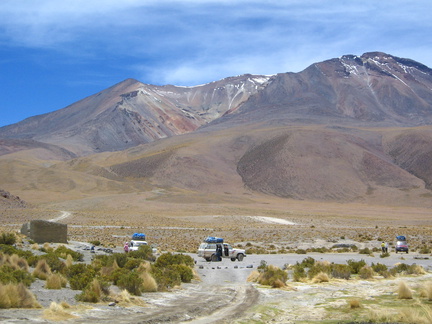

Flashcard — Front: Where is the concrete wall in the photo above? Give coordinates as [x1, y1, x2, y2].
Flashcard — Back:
[21, 220, 68, 244]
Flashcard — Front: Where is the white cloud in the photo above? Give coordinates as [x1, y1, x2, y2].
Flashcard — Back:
[1, 0, 432, 85]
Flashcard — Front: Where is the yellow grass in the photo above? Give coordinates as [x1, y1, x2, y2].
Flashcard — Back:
[43, 302, 77, 321]
[0, 283, 41, 308]
[348, 298, 361, 309]
[33, 259, 52, 280]
[45, 274, 67, 289]
[312, 272, 330, 283]
[397, 281, 413, 299]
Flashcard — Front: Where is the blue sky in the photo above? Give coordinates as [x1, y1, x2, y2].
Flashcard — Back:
[1, 0, 432, 127]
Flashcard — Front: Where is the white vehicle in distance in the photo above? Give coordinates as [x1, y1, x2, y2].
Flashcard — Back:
[198, 237, 246, 262]
[127, 240, 157, 254]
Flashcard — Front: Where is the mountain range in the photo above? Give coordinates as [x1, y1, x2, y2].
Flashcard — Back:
[1, 51, 432, 208]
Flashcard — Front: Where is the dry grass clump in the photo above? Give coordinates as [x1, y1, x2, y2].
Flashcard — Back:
[76, 278, 106, 303]
[45, 274, 68, 289]
[33, 259, 52, 280]
[138, 269, 158, 292]
[100, 259, 119, 277]
[247, 270, 260, 282]
[419, 282, 432, 300]
[9, 254, 29, 271]
[43, 301, 77, 321]
[358, 265, 374, 279]
[0, 283, 41, 308]
[397, 281, 413, 299]
[114, 289, 147, 307]
[312, 271, 330, 283]
[348, 298, 361, 309]
[65, 254, 74, 268]
[31, 243, 39, 250]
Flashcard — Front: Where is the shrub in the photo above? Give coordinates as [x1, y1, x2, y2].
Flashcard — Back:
[256, 265, 287, 287]
[124, 258, 143, 270]
[371, 262, 388, 274]
[54, 246, 83, 262]
[331, 264, 351, 279]
[397, 281, 413, 299]
[33, 259, 52, 280]
[0, 283, 41, 308]
[75, 278, 109, 302]
[419, 246, 431, 254]
[151, 267, 181, 291]
[89, 240, 101, 246]
[308, 261, 331, 279]
[0, 265, 34, 287]
[9, 254, 29, 271]
[0, 244, 33, 259]
[295, 249, 307, 254]
[358, 266, 374, 279]
[346, 259, 366, 274]
[154, 253, 195, 268]
[359, 248, 372, 255]
[67, 264, 96, 290]
[292, 265, 307, 282]
[0, 233, 16, 245]
[380, 252, 390, 258]
[45, 274, 67, 289]
[117, 271, 144, 296]
[298, 257, 315, 268]
[128, 245, 155, 261]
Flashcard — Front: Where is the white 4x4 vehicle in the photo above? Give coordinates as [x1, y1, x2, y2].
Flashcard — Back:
[128, 240, 157, 254]
[198, 242, 246, 262]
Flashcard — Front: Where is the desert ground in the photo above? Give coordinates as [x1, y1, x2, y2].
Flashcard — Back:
[1, 197, 432, 323]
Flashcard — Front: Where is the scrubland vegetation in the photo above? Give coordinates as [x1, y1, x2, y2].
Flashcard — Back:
[0, 231, 195, 310]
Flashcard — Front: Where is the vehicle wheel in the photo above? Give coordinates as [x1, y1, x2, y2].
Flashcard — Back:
[211, 254, 219, 262]
[231, 258, 236, 261]
[205, 257, 211, 262]
[406, 251, 409, 254]
[237, 254, 244, 261]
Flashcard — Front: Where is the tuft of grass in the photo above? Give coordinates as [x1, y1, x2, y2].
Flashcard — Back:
[33, 259, 52, 280]
[43, 301, 77, 321]
[420, 282, 432, 300]
[397, 281, 413, 299]
[358, 265, 374, 279]
[0, 283, 41, 308]
[139, 268, 158, 292]
[348, 298, 361, 309]
[45, 274, 67, 289]
[312, 272, 330, 283]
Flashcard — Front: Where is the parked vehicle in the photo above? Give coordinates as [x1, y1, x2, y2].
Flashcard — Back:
[198, 237, 246, 262]
[395, 235, 408, 254]
[125, 232, 157, 254]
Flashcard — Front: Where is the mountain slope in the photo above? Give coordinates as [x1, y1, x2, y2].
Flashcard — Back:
[207, 52, 432, 129]
[0, 75, 269, 156]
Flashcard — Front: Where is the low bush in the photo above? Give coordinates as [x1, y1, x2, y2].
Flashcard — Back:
[419, 246, 431, 254]
[380, 252, 390, 258]
[75, 278, 109, 302]
[151, 267, 181, 291]
[358, 265, 374, 279]
[53, 246, 83, 262]
[297, 257, 315, 268]
[307, 261, 331, 279]
[128, 245, 155, 262]
[116, 271, 144, 296]
[371, 262, 388, 274]
[346, 259, 366, 274]
[0, 264, 34, 287]
[295, 249, 307, 254]
[358, 248, 372, 255]
[348, 299, 361, 309]
[292, 265, 306, 282]
[331, 264, 351, 279]
[67, 264, 96, 290]
[0, 233, 16, 245]
[256, 264, 287, 288]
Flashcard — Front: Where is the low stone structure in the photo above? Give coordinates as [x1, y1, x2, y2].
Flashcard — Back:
[20, 220, 68, 244]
